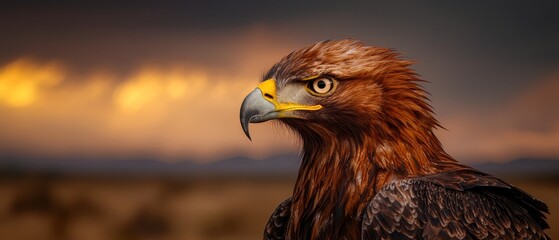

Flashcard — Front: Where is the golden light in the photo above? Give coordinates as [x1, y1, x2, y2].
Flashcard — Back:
[0, 58, 65, 107]
[0, 55, 555, 162]
[113, 67, 163, 112]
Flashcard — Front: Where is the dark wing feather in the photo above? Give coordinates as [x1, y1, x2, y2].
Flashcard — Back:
[264, 197, 292, 240]
[361, 170, 549, 240]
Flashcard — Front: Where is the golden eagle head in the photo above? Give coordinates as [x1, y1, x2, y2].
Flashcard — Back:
[241, 39, 440, 152]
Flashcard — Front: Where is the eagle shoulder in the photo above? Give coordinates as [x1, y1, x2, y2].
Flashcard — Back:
[361, 170, 550, 240]
[264, 197, 292, 240]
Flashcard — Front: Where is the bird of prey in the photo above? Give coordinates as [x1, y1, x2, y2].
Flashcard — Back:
[240, 39, 549, 240]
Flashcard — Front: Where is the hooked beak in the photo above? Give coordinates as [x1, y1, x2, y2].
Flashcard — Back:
[240, 79, 322, 140]
[240, 88, 277, 140]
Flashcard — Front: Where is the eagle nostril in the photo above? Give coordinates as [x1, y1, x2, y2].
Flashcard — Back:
[264, 93, 274, 100]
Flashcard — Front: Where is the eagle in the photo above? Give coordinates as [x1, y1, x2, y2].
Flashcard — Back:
[239, 39, 550, 240]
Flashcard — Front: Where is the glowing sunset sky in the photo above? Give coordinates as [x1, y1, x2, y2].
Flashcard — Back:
[0, 1, 558, 162]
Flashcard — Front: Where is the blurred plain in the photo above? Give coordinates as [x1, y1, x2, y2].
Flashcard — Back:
[0, 1, 557, 239]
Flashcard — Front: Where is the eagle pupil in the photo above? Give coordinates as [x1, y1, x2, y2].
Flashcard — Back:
[317, 81, 326, 89]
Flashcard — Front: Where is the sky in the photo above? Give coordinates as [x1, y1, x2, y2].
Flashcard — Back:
[0, 1, 558, 163]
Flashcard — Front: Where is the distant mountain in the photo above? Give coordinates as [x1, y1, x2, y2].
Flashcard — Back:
[1, 155, 558, 177]
[202, 154, 300, 174]
[0, 154, 301, 176]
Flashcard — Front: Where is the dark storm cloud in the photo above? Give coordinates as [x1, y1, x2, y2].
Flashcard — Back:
[1, 1, 557, 103]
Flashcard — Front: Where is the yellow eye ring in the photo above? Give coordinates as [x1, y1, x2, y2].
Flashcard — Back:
[307, 78, 335, 95]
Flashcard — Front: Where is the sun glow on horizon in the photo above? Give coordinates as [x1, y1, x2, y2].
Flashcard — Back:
[0, 57, 557, 162]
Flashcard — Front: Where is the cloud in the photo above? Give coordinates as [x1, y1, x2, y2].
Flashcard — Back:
[0, 59, 65, 107]
[0, 53, 557, 163]
[0, 58, 298, 161]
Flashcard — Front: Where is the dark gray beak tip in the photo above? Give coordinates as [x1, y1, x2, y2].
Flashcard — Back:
[244, 131, 252, 141]
[241, 116, 252, 141]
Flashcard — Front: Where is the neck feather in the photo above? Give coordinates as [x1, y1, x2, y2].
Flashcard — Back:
[286, 119, 459, 239]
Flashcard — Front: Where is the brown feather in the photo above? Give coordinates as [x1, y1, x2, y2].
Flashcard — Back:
[260, 39, 549, 240]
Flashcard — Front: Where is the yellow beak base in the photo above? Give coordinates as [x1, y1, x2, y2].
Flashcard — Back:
[256, 79, 322, 112]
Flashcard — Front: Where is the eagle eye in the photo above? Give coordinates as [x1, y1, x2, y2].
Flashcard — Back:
[307, 78, 334, 95]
